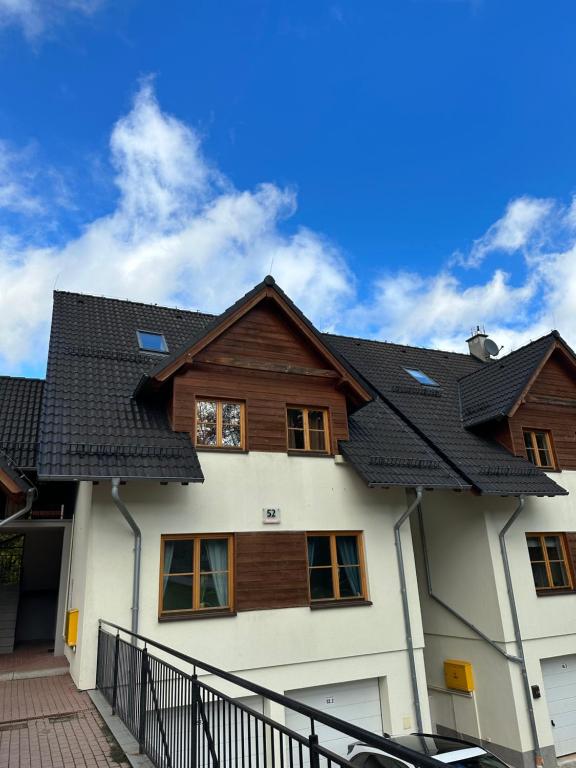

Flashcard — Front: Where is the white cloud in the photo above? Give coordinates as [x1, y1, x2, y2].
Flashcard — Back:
[0, 0, 102, 38]
[463, 196, 554, 267]
[0, 82, 353, 371]
[1, 80, 575, 376]
[347, 195, 576, 356]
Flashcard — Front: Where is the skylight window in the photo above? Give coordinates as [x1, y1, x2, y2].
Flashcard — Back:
[404, 368, 439, 387]
[137, 330, 169, 353]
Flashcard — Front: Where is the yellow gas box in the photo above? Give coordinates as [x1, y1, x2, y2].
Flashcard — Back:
[444, 659, 474, 692]
[65, 609, 79, 647]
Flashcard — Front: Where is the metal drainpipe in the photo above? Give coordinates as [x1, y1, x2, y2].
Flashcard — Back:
[111, 479, 141, 641]
[417, 503, 521, 664]
[0, 488, 36, 529]
[394, 486, 424, 732]
[499, 495, 543, 767]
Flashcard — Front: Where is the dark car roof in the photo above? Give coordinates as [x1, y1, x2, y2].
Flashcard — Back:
[390, 734, 482, 757]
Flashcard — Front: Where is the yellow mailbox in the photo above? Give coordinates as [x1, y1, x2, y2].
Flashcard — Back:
[65, 609, 79, 647]
[444, 659, 474, 692]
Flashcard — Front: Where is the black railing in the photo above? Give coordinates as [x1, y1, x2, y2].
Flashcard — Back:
[97, 621, 440, 768]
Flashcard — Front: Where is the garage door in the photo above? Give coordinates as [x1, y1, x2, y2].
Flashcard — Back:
[542, 655, 576, 757]
[285, 678, 383, 758]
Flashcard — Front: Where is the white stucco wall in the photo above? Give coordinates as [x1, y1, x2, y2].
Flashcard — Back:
[415, 474, 576, 761]
[66, 453, 430, 734]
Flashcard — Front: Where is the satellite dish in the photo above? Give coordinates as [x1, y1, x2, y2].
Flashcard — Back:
[484, 338, 500, 358]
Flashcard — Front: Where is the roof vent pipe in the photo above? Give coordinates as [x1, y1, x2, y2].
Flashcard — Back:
[111, 479, 141, 642]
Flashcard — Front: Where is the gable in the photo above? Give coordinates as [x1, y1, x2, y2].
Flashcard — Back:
[143, 278, 372, 405]
[194, 300, 336, 372]
[527, 349, 576, 403]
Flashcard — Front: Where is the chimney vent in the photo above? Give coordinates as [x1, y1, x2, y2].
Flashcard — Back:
[467, 326, 501, 362]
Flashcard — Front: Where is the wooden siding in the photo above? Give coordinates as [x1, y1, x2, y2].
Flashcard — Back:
[566, 533, 576, 584]
[504, 352, 576, 469]
[235, 532, 309, 611]
[171, 301, 350, 453]
[195, 303, 331, 370]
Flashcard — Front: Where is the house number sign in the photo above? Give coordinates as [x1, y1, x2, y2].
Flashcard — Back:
[262, 508, 281, 524]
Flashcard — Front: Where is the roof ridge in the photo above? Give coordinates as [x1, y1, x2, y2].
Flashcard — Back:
[323, 331, 476, 359]
[457, 332, 557, 383]
[0, 375, 45, 384]
[53, 290, 216, 318]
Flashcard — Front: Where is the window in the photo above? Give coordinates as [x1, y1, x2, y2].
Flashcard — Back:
[523, 430, 556, 469]
[287, 407, 329, 452]
[307, 533, 366, 602]
[195, 400, 244, 449]
[404, 368, 439, 387]
[137, 330, 168, 353]
[526, 534, 573, 591]
[160, 534, 233, 616]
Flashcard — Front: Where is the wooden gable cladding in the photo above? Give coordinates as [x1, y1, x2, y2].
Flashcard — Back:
[499, 350, 576, 469]
[195, 302, 331, 370]
[170, 299, 351, 453]
[235, 532, 309, 611]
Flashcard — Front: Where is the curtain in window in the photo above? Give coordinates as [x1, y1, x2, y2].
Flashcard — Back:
[307, 537, 317, 566]
[337, 537, 361, 596]
[163, 540, 176, 600]
[206, 539, 228, 607]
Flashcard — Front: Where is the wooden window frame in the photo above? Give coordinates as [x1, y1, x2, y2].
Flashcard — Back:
[286, 406, 331, 454]
[159, 533, 234, 618]
[526, 532, 574, 594]
[522, 429, 557, 470]
[194, 398, 246, 450]
[306, 531, 368, 604]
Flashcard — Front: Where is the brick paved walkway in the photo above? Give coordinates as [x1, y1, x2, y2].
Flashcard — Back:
[0, 645, 68, 676]
[0, 675, 128, 768]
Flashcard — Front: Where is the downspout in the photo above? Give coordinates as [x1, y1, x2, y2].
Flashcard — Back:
[394, 486, 424, 732]
[0, 488, 36, 528]
[417, 504, 521, 665]
[111, 479, 141, 640]
[499, 495, 542, 766]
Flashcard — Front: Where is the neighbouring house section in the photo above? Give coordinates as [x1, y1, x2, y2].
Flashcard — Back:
[0, 376, 76, 659]
[413, 484, 576, 768]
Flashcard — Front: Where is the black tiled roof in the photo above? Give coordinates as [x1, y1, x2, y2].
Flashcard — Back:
[0, 376, 44, 469]
[37, 292, 210, 482]
[32, 283, 569, 495]
[341, 400, 469, 490]
[327, 334, 567, 496]
[458, 334, 558, 428]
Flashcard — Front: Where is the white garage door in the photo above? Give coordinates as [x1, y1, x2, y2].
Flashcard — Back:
[285, 678, 383, 758]
[542, 655, 576, 757]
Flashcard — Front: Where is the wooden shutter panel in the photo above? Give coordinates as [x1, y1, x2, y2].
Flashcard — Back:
[566, 533, 576, 582]
[235, 532, 309, 611]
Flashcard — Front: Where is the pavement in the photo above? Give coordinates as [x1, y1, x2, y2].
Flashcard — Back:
[0, 674, 129, 768]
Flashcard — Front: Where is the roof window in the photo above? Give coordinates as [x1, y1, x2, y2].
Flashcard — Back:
[137, 330, 169, 354]
[404, 368, 439, 387]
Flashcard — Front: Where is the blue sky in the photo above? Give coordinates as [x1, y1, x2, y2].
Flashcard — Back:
[1, 0, 575, 377]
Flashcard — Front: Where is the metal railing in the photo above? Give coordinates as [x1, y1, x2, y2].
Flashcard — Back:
[97, 621, 440, 768]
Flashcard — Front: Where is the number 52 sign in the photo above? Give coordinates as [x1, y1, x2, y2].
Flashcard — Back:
[262, 508, 281, 524]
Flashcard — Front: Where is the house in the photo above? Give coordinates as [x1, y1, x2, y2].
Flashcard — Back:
[0, 276, 574, 768]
